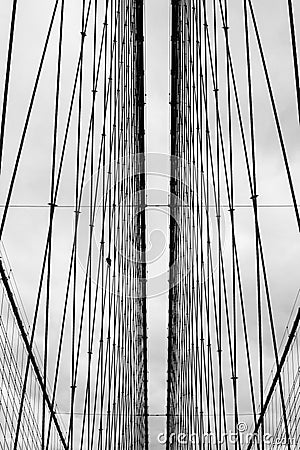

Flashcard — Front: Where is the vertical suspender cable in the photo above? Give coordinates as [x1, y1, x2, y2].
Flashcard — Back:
[167, 1, 180, 447]
[135, 1, 149, 447]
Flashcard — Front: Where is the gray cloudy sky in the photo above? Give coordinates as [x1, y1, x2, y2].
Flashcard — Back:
[1, 0, 300, 449]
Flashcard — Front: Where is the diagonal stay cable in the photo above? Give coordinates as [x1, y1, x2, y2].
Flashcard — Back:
[287, 0, 300, 125]
[0, 259, 67, 449]
[0, 0, 18, 175]
[13, 1, 93, 447]
[0, 0, 60, 242]
[246, 308, 300, 450]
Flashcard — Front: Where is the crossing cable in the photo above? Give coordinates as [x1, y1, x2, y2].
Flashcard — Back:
[64, 7, 122, 444]
[218, 0, 296, 442]
[167, 0, 181, 446]
[88, 0, 97, 446]
[221, 1, 240, 446]
[246, 308, 300, 450]
[182, 4, 240, 447]
[211, 2, 228, 447]
[168, 2, 299, 449]
[37, 0, 146, 444]
[78, 4, 143, 446]
[43, 0, 65, 446]
[189, 3, 228, 445]
[217, 1, 293, 445]
[242, 1, 291, 447]
[194, 15, 243, 450]
[247, 0, 300, 233]
[0, 304, 41, 447]
[0, 259, 67, 449]
[168, 2, 223, 445]
[24, 1, 148, 446]
[0, 0, 60, 241]
[167, 1, 223, 445]
[12, 2, 94, 447]
[198, 5, 291, 447]
[220, 7, 289, 448]
[135, 0, 149, 445]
